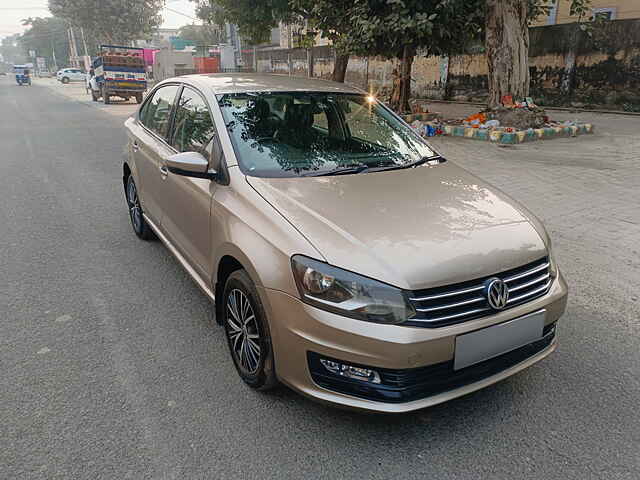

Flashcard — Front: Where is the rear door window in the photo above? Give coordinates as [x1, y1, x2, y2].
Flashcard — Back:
[171, 86, 216, 154]
[139, 85, 180, 139]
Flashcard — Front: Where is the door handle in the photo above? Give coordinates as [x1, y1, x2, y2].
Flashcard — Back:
[159, 165, 169, 176]
[132, 141, 139, 152]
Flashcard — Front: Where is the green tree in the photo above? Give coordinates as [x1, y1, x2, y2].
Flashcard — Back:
[178, 24, 224, 47]
[192, 0, 591, 111]
[48, 0, 164, 45]
[192, 0, 291, 45]
[18, 17, 73, 69]
[1, 34, 26, 65]
[193, 0, 381, 82]
[289, 0, 355, 82]
[346, 0, 484, 112]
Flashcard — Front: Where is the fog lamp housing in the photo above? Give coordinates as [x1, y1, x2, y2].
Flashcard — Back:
[319, 358, 381, 384]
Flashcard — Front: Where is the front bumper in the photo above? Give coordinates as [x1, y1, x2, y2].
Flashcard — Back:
[259, 273, 568, 413]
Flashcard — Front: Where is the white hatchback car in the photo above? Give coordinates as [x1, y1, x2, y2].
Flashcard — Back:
[57, 68, 86, 84]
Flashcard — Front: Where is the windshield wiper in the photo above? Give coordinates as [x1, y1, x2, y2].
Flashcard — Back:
[365, 155, 443, 173]
[301, 164, 369, 177]
[300, 156, 443, 177]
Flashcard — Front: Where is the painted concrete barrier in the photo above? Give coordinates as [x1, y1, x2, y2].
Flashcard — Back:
[404, 115, 594, 144]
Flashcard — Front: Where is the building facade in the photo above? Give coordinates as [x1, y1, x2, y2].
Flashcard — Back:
[535, 0, 640, 25]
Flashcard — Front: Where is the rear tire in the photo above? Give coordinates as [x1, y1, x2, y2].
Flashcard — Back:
[91, 90, 98, 102]
[102, 86, 110, 104]
[135, 93, 143, 104]
[125, 175, 154, 240]
[222, 270, 278, 391]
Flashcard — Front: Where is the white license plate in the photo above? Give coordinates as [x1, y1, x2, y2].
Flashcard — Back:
[454, 310, 545, 370]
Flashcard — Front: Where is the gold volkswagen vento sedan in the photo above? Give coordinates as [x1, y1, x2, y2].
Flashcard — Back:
[123, 74, 567, 412]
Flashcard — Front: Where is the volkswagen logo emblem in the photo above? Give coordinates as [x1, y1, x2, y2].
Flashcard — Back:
[485, 278, 509, 310]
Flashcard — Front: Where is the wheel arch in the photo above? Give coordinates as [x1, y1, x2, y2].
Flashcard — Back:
[122, 156, 140, 191]
[123, 162, 132, 190]
[213, 245, 264, 325]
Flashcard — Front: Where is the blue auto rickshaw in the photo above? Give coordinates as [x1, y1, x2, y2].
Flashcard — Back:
[13, 65, 32, 86]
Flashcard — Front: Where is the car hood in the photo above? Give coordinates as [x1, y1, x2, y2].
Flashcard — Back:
[246, 162, 548, 290]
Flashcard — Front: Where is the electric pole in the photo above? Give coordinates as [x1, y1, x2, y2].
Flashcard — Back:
[80, 27, 89, 57]
[51, 39, 58, 71]
[67, 27, 80, 68]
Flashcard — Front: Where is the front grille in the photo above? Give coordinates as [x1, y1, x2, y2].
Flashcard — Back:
[406, 257, 552, 328]
[308, 322, 556, 404]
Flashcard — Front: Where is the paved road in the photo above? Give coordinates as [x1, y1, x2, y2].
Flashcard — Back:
[1, 77, 639, 479]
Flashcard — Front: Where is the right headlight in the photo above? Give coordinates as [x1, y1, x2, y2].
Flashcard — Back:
[291, 255, 415, 324]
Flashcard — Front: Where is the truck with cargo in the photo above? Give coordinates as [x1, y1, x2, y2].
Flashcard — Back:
[91, 45, 147, 104]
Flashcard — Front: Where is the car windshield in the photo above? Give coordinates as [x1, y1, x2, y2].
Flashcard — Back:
[217, 92, 436, 178]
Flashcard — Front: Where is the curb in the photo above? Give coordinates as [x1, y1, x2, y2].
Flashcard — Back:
[402, 113, 594, 144]
[441, 123, 594, 144]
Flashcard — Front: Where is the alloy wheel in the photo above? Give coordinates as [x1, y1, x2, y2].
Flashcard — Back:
[226, 289, 262, 374]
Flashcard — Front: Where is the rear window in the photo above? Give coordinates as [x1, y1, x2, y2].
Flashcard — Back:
[139, 85, 180, 139]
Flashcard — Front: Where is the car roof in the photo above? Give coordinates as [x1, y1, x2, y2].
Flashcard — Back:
[167, 73, 363, 95]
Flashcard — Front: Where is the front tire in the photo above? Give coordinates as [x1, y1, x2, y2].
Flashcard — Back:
[61, 77, 69, 84]
[223, 270, 278, 391]
[125, 175, 154, 240]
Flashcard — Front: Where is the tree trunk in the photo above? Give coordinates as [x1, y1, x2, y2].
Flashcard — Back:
[390, 45, 415, 113]
[561, 24, 581, 95]
[307, 48, 314, 77]
[485, 0, 530, 109]
[401, 47, 415, 113]
[332, 53, 349, 82]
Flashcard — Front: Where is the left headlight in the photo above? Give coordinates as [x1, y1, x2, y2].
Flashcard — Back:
[291, 255, 415, 324]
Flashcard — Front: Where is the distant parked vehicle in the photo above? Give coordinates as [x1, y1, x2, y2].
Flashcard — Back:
[57, 68, 86, 84]
[91, 44, 147, 104]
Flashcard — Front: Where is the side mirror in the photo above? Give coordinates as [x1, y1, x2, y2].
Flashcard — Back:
[166, 151, 217, 180]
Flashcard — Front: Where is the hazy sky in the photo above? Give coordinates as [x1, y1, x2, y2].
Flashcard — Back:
[0, 0, 198, 39]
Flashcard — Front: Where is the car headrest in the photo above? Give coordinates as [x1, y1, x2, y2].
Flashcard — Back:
[247, 98, 271, 122]
[284, 104, 314, 129]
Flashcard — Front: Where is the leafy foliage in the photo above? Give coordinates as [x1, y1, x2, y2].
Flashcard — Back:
[345, 0, 485, 58]
[178, 24, 224, 47]
[1, 34, 26, 65]
[527, 0, 591, 23]
[48, 0, 164, 45]
[18, 16, 99, 67]
[190, 0, 591, 106]
[289, 0, 354, 52]
[192, 0, 292, 45]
